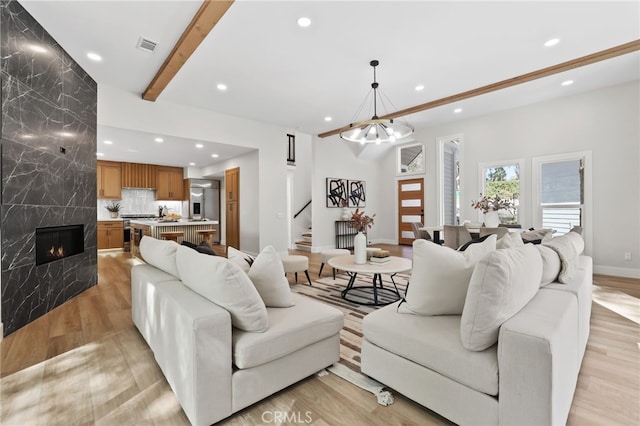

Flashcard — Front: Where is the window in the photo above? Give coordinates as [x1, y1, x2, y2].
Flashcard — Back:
[533, 152, 591, 237]
[479, 160, 523, 225]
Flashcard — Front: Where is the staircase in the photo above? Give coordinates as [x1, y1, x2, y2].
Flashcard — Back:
[295, 228, 312, 251]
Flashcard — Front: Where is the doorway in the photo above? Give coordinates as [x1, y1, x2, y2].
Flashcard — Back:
[397, 178, 424, 245]
[225, 167, 240, 250]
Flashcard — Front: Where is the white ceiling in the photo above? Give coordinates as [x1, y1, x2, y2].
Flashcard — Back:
[19, 0, 640, 168]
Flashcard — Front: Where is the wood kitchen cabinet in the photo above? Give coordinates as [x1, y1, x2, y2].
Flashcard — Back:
[97, 160, 122, 199]
[121, 162, 158, 189]
[97, 221, 124, 249]
[157, 166, 184, 200]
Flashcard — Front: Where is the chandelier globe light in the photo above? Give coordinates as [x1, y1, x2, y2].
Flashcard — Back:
[339, 60, 414, 145]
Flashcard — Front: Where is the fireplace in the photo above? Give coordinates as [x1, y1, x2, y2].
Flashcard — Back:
[35, 225, 85, 266]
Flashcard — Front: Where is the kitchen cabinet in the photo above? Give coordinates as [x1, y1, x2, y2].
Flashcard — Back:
[97, 160, 122, 199]
[121, 162, 158, 189]
[98, 221, 124, 249]
[157, 166, 184, 200]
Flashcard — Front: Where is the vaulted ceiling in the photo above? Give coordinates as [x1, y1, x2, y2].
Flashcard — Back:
[19, 0, 640, 167]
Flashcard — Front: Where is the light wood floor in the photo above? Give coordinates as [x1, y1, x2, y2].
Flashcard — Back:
[1, 245, 638, 425]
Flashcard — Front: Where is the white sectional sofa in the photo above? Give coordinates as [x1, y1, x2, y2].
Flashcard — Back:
[362, 232, 591, 426]
[131, 237, 344, 425]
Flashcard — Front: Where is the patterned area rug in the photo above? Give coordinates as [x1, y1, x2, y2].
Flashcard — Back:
[290, 271, 410, 373]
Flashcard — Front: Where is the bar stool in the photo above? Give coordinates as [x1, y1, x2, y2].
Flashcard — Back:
[196, 229, 216, 248]
[280, 255, 312, 286]
[160, 231, 184, 243]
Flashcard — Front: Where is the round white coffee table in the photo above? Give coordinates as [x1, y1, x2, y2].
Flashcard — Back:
[328, 255, 412, 306]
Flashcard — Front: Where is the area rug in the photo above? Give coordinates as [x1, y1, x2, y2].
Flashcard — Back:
[290, 271, 410, 373]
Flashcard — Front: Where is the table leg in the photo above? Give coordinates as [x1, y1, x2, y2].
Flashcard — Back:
[373, 274, 380, 304]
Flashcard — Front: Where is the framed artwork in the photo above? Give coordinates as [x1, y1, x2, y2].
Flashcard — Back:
[348, 180, 366, 208]
[326, 178, 347, 207]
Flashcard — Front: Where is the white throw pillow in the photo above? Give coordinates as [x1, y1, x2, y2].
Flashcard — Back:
[460, 245, 542, 351]
[496, 231, 524, 249]
[563, 231, 585, 255]
[247, 246, 295, 307]
[536, 245, 562, 286]
[176, 245, 268, 332]
[398, 235, 497, 316]
[139, 236, 180, 278]
[227, 246, 254, 273]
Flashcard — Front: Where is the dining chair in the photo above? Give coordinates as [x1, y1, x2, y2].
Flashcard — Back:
[411, 222, 432, 240]
[443, 225, 472, 250]
[478, 226, 509, 239]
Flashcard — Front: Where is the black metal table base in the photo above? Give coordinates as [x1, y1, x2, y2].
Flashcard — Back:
[341, 272, 402, 306]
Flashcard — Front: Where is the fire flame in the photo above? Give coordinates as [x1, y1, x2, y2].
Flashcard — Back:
[48, 245, 65, 258]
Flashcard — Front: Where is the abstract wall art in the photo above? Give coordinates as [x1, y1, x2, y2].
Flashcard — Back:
[326, 178, 348, 207]
[348, 180, 366, 208]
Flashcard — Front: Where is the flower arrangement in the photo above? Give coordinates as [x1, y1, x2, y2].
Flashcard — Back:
[350, 208, 375, 233]
[471, 194, 512, 213]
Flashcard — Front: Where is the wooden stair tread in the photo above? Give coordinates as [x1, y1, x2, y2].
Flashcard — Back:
[295, 241, 312, 246]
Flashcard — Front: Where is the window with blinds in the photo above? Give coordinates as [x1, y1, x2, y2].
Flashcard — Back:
[540, 158, 584, 235]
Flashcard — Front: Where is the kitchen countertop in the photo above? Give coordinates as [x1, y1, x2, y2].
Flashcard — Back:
[98, 218, 124, 222]
[130, 219, 219, 227]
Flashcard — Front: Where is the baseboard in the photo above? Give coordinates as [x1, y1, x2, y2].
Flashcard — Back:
[593, 265, 640, 279]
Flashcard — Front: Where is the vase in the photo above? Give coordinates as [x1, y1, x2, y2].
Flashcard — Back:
[353, 231, 367, 264]
[110, 211, 119, 218]
[341, 207, 350, 220]
[483, 210, 500, 227]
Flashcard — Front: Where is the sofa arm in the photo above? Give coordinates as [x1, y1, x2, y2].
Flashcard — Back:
[498, 289, 579, 426]
[135, 275, 233, 426]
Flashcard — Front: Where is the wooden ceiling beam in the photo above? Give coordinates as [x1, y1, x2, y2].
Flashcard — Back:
[142, 0, 235, 102]
[318, 39, 640, 139]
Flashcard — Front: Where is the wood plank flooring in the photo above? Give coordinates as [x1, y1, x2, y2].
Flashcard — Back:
[1, 245, 638, 425]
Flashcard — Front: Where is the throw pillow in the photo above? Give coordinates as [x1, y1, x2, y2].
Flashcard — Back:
[247, 245, 295, 307]
[398, 235, 497, 316]
[175, 245, 268, 332]
[521, 228, 553, 244]
[139, 236, 180, 278]
[536, 245, 561, 286]
[457, 234, 492, 251]
[563, 231, 585, 255]
[542, 233, 580, 284]
[496, 231, 524, 249]
[180, 240, 217, 256]
[227, 246, 255, 273]
[460, 245, 542, 351]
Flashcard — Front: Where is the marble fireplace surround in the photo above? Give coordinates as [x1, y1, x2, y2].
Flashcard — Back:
[1, 0, 98, 336]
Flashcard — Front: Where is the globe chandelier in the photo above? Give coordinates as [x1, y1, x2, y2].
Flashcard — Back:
[340, 60, 414, 144]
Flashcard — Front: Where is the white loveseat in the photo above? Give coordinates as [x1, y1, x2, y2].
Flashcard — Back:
[362, 233, 591, 425]
[131, 237, 344, 425]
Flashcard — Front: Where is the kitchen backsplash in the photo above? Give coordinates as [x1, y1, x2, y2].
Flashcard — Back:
[97, 189, 183, 219]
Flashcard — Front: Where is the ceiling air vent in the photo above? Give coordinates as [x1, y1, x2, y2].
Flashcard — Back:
[136, 37, 157, 53]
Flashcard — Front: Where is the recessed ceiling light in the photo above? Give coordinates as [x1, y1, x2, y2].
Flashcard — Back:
[195, 144, 204, 148]
[324, 116, 332, 122]
[189, 162, 196, 166]
[103, 140, 113, 145]
[96, 152, 104, 157]
[454, 108, 463, 113]
[28, 44, 47, 54]
[87, 52, 102, 62]
[154, 137, 164, 143]
[297, 17, 311, 28]
[216, 83, 227, 91]
[415, 85, 425, 91]
[544, 38, 560, 47]
[561, 80, 574, 86]
[211, 154, 219, 158]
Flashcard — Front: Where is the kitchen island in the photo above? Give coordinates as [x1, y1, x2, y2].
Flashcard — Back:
[130, 219, 219, 256]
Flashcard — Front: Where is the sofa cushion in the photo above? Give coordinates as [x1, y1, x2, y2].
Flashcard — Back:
[363, 301, 499, 396]
[139, 236, 180, 278]
[496, 231, 524, 249]
[227, 246, 255, 273]
[536, 245, 562, 286]
[176, 245, 268, 332]
[542, 233, 581, 284]
[232, 293, 343, 369]
[398, 235, 496, 316]
[247, 245, 295, 307]
[461, 245, 542, 351]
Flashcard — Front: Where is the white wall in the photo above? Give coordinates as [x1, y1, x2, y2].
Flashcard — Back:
[98, 85, 295, 252]
[388, 81, 639, 278]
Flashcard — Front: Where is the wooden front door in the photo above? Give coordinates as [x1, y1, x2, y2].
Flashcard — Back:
[398, 178, 424, 245]
[225, 167, 240, 250]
